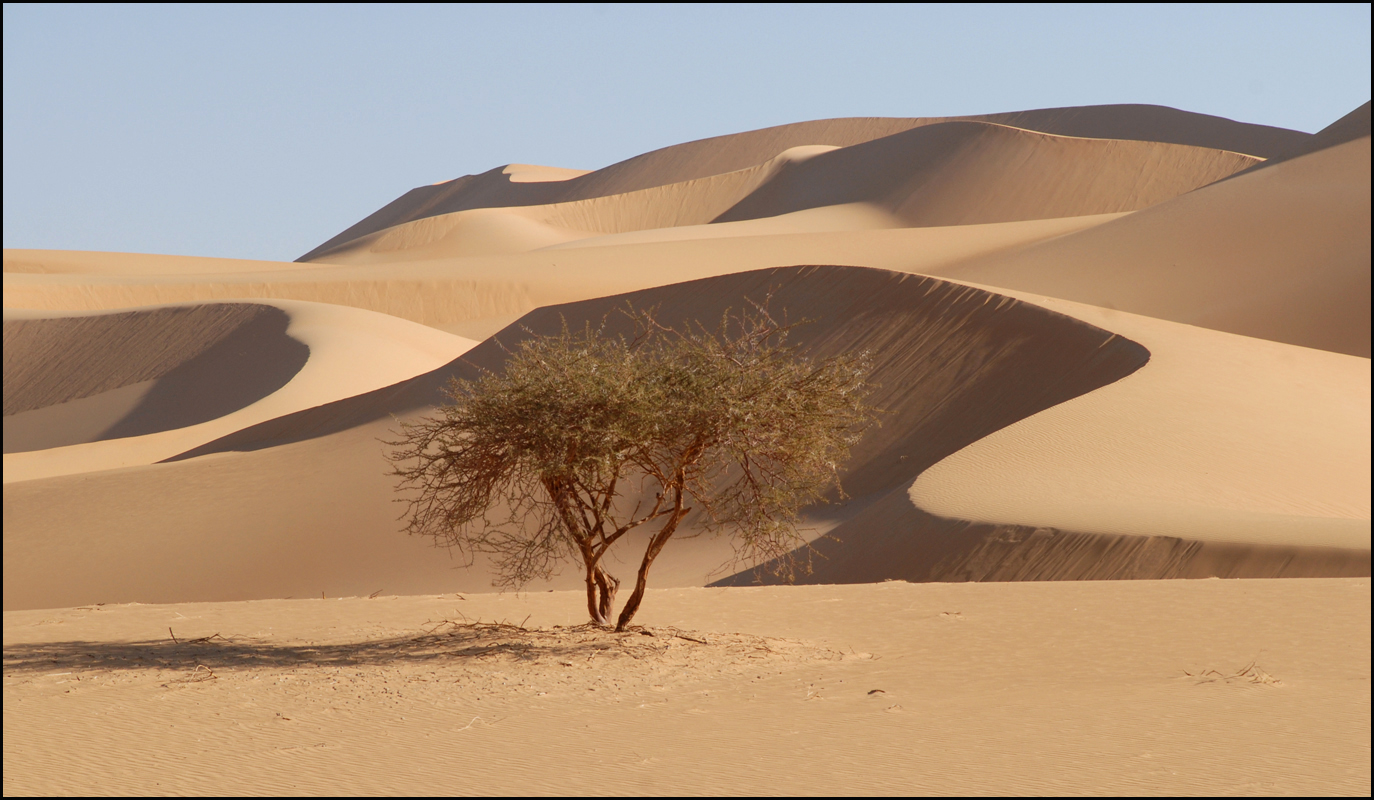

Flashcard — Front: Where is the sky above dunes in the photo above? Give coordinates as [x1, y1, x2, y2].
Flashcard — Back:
[4, 3, 1370, 263]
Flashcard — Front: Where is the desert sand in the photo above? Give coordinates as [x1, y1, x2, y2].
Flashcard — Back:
[4, 102, 1370, 795]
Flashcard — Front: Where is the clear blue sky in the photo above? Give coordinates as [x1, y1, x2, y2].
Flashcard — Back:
[4, 3, 1370, 262]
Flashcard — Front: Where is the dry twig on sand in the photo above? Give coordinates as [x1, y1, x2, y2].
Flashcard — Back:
[1184, 660, 1282, 686]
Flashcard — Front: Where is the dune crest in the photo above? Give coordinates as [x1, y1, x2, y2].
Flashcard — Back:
[501, 163, 592, 183]
[2, 299, 476, 484]
[297, 104, 1300, 261]
[308, 122, 1257, 263]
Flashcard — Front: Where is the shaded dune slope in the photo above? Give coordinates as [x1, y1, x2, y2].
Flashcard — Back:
[3, 305, 307, 452]
[718, 490, 1370, 588]
[2, 301, 478, 483]
[936, 135, 1372, 357]
[299, 105, 1300, 260]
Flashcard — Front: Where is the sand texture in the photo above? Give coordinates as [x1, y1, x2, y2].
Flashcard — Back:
[4, 102, 1369, 795]
[4, 580, 1369, 795]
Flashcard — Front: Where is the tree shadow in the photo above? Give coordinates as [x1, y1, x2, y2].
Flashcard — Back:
[2, 621, 774, 676]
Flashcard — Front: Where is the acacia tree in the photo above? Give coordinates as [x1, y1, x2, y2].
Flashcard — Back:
[385, 301, 874, 631]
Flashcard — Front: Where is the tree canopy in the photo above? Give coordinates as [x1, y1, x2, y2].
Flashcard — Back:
[385, 301, 875, 630]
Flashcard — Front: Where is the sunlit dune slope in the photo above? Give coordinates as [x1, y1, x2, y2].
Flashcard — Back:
[934, 135, 1372, 356]
[298, 104, 1300, 260]
[0, 214, 1127, 342]
[2, 300, 476, 483]
[6, 266, 1366, 611]
[909, 288, 1371, 543]
[2, 249, 332, 276]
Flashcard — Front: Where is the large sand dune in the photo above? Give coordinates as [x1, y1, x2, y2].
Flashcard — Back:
[4, 101, 1369, 796]
[306, 121, 1257, 262]
[936, 135, 1372, 356]
[5, 265, 1367, 610]
[299, 104, 1304, 260]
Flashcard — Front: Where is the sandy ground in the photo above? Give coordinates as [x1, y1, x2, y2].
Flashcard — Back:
[5, 579, 1368, 796]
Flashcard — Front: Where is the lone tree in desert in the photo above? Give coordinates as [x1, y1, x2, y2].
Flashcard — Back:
[385, 301, 875, 631]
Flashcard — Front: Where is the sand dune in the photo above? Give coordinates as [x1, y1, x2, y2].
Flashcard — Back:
[934, 135, 1372, 356]
[2, 299, 476, 484]
[5, 304, 307, 451]
[3, 104, 1367, 607]
[6, 266, 1367, 611]
[741, 286, 1370, 587]
[910, 286, 1371, 544]
[299, 104, 1300, 260]
[1, 214, 1126, 340]
[4, 102, 1369, 795]
[306, 122, 1256, 263]
[1240, 100, 1371, 174]
[714, 121, 1257, 226]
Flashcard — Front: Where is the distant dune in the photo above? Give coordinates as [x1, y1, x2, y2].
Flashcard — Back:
[297, 104, 1302, 261]
[934, 135, 1372, 356]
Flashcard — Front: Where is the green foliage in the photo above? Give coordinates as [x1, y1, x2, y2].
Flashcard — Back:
[386, 299, 875, 629]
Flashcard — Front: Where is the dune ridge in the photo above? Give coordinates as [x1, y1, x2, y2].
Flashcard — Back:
[2, 299, 476, 483]
[306, 122, 1258, 263]
[0, 215, 1127, 338]
[1236, 100, 1371, 175]
[298, 104, 1300, 260]
[4, 304, 306, 453]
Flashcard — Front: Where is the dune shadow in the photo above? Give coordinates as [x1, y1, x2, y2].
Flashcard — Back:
[3, 304, 309, 452]
[96, 306, 308, 441]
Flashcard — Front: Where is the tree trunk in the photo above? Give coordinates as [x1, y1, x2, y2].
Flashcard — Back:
[615, 510, 686, 631]
[595, 566, 620, 623]
[584, 564, 608, 626]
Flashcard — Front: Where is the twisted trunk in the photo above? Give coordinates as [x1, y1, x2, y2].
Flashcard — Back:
[615, 488, 690, 631]
[584, 561, 608, 626]
[595, 565, 620, 622]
